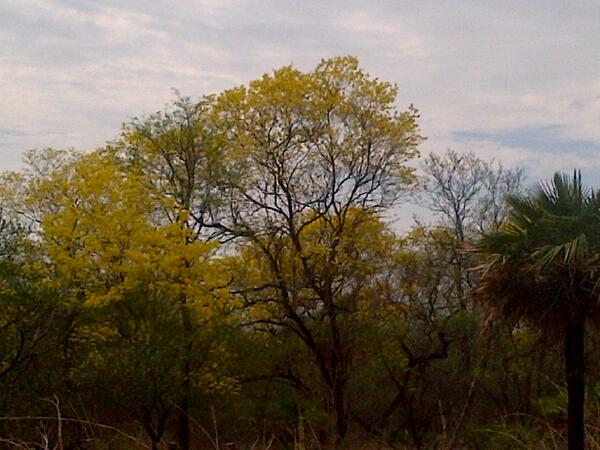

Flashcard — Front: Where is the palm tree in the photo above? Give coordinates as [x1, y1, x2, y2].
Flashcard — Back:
[474, 171, 600, 450]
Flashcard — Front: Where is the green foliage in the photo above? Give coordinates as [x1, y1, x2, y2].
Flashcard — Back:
[0, 57, 599, 450]
[476, 171, 600, 329]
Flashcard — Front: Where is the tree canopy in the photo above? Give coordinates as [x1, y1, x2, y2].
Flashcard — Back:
[0, 57, 598, 450]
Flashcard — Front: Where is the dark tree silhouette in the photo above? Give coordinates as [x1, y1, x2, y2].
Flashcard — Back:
[474, 171, 600, 450]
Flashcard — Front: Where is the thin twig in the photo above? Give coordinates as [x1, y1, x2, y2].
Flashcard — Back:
[0, 416, 150, 448]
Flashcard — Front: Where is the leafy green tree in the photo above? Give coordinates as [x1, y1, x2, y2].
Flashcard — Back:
[475, 171, 600, 450]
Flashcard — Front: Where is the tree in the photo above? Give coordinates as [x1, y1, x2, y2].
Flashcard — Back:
[211, 56, 423, 441]
[474, 171, 600, 450]
[117, 94, 220, 235]
[421, 150, 523, 239]
[419, 150, 523, 305]
[2, 149, 233, 448]
[116, 95, 222, 449]
[233, 209, 399, 440]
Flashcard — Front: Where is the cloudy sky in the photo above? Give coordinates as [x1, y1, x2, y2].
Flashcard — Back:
[1, 0, 599, 182]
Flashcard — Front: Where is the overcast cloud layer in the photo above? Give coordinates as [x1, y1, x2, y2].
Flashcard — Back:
[1, 0, 599, 184]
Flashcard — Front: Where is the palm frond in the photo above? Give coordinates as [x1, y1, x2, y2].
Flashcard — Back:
[473, 169, 600, 329]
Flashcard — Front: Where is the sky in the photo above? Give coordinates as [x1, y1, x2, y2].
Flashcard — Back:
[1, 0, 599, 186]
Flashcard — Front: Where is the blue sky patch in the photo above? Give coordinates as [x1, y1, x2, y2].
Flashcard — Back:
[0, 128, 27, 137]
[453, 126, 600, 155]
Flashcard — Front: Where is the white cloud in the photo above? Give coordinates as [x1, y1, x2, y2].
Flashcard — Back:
[0, 0, 598, 183]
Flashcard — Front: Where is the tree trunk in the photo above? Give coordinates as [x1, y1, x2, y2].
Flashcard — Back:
[177, 392, 190, 450]
[333, 380, 348, 441]
[565, 322, 585, 450]
[178, 302, 193, 450]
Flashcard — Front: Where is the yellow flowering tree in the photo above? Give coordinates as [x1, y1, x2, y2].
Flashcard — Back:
[114, 94, 227, 449]
[7, 149, 232, 449]
[211, 56, 422, 441]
